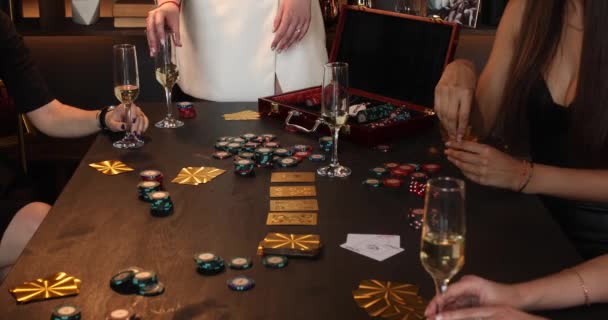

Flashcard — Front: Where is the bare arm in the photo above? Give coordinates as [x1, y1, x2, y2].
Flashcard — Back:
[524, 165, 608, 202]
[26, 99, 148, 138]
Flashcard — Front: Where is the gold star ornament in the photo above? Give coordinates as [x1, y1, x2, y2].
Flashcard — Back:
[259, 233, 321, 257]
[353, 280, 427, 320]
[171, 167, 226, 185]
[89, 160, 134, 175]
[9, 272, 81, 304]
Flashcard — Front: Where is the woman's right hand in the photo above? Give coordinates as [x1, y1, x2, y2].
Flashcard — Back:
[425, 275, 525, 318]
[434, 59, 477, 141]
[146, 1, 182, 57]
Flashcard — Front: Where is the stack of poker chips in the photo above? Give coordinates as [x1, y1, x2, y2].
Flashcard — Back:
[149, 191, 174, 217]
[194, 252, 226, 275]
[226, 142, 244, 155]
[255, 147, 275, 168]
[110, 267, 165, 297]
[363, 162, 441, 189]
[319, 136, 333, 152]
[105, 307, 137, 320]
[52, 304, 81, 320]
[137, 181, 161, 202]
[234, 159, 256, 176]
[365, 107, 413, 129]
[176, 101, 196, 119]
[140, 169, 164, 187]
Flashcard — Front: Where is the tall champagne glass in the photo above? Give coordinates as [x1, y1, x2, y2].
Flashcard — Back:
[113, 44, 143, 149]
[154, 32, 183, 128]
[317, 62, 351, 178]
[420, 177, 466, 310]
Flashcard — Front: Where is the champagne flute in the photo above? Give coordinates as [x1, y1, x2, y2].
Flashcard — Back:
[317, 62, 351, 178]
[420, 177, 466, 310]
[112, 44, 143, 149]
[154, 32, 183, 128]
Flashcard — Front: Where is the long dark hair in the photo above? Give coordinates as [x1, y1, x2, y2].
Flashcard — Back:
[495, 0, 608, 167]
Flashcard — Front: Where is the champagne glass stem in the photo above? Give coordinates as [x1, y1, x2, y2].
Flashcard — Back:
[330, 126, 340, 167]
[433, 278, 450, 313]
[164, 87, 173, 119]
[125, 102, 132, 132]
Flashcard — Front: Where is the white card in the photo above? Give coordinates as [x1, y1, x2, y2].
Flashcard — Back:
[346, 234, 401, 248]
[341, 234, 404, 262]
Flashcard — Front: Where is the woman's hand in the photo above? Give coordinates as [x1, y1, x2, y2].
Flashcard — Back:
[272, 0, 312, 53]
[146, 1, 182, 57]
[425, 275, 529, 319]
[434, 59, 477, 141]
[427, 306, 547, 320]
[106, 104, 149, 135]
[445, 140, 524, 191]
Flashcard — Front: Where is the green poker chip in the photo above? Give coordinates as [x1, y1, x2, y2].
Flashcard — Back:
[228, 257, 252, 270]
[262, 255, 288, 269]
[52, 304, 81, 320]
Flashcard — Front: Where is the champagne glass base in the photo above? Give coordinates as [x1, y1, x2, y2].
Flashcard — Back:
[317, 165, 351, 178]
[155, 117, 184, 129]
[112, 133, 144, 149]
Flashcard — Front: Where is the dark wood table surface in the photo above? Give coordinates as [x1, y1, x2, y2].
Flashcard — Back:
[2, 102, 607, 319]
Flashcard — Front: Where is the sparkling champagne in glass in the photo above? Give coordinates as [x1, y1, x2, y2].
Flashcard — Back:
[154, 32, 183, 128]
[112, 44, 143, 149]
[317, 62, 351, 178]
[420, 177, 466, 309]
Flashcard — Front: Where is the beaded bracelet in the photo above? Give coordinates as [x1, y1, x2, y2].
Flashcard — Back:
[158, 0, 180, 9]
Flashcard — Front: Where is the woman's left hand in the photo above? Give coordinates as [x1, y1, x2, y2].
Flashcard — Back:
[272, 0, 312, 53]
[445, 140, 523, 191]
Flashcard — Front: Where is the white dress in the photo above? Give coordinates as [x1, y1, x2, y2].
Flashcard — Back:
[177, 0, 328, 102]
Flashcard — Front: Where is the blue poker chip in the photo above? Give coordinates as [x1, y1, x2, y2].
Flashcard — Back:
[110, 270, 138, 294]
[262, 255, 288, 269]
[228, 257, 253, 270]
[132, 271, 157, 288]
[227, 276, 255, 291]
[52, 304, 81, 320]
[137, 282, 165, 297]
[278, 157, 298, 168]
[309, 154, 326, 162]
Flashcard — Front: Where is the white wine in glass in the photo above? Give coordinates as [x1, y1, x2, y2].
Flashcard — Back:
[112, 44, 143, 149]
[317, 62, 351, 178]
[420, 177, 466, 310]
[154, 32, 183, 129]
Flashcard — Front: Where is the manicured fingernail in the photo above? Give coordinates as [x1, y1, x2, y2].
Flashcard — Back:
[271, 46, 276, 51]
[121, 124, 125, 130]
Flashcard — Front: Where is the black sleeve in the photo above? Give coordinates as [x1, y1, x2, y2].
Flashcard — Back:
[0, 11, 54, 113]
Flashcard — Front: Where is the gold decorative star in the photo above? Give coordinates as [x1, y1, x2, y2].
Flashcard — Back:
[353, 280, 426, 320]
[171, 167, 226, 185]
[261, 233, 321, 251]
[89, 160, 134, 175]
[9, 272, 81, 304]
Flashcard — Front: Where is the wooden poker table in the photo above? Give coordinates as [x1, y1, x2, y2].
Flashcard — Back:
[1, 102, 607, 319]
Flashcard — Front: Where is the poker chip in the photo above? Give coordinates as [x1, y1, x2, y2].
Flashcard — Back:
[384, 162, 400, 170]
[390, 168, 410, 178]
[278, 157, 298, 168]
[139, 169, 163, 183]
[215, 141, 230, 150]
[228, 257, 253, 270]
[132, 271, 157, 288]
[241, 133, 257, 141]
[194, 252, 218, 264]
[237, 151, 255, 160]
[106, 308, 136, 320]
[264, 141, 280, 148]
[422, 163, 441, 173]
[52, 304, 81, 320]
[261, 133, 277, 142]
[217, 136, 233, 142]
[110, 270, 137, 294]
[212, 151, 232, 160]
[309, 154, 326, 162]
[234, 159, 255, 176]
[407, 163, 422, 171]
[383, 178, 403, 188]
[137, 181, 161, 202]
[138, 282, 165, 297]
[397, 164, 415, 174]
[226, 142, 243, 154]
[293, 144, 312, 153]
[149, 191, 174, 217]
[262, 255, 288, 269]
[375, 144, 391, 152]
[243, 141, 261, 152]
[319, 136, 333, 152]
[408, 208, 425, 230]
[363, 178, 382, 187]
[293, 151, 311, 162]
[231, 137, 246, 144]
[273, 148, 292, 157]
[194, 252, 225, 275]
[227, 276, 255, 291]
[370, 167, 389, 176]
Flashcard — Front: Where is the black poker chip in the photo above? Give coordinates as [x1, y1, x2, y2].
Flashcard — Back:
[110, 270, 137, 294]
[137, 282, 165, 297]
[227, 276, 255, 291]
[228, 257, 253, 270]
[262, 255, 288, 269]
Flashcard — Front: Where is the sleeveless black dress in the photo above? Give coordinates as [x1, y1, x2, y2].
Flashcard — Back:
[528, 77, 608, 259]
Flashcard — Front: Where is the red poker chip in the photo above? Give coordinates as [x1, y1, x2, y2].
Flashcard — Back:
[383, 178, 402, 188]
[422, 164, 441, 173]
[293, 151, 311, 162]
[390, 168, 410, 178]
[410, 172, 429, 180]
[397, 165, 415, 173]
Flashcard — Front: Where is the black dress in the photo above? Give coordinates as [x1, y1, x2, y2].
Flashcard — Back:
[528, 77, 608, 259]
